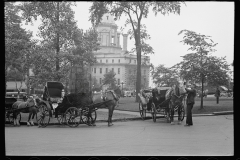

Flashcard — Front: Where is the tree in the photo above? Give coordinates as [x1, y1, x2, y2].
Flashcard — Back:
[89, 2, 184, 102]
[28, 27, 99, 92]
[19, 2, 78, 81]
[176, 29, 230, 109]
[102, 70, 117, 89]
[20, 2, 100, 91]
[152, 64, 179, 87]
[5, 2, 35, 95]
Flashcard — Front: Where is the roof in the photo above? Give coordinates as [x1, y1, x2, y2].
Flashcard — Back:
[46, 81, 64, 90]
[43, 81, 64, 98]
[100, 13, 116, 25]
[6, 81, 27, 90]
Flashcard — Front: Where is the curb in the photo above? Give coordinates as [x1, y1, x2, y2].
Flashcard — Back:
[6, 111, 233, 126]
[212, 111, 233, 115]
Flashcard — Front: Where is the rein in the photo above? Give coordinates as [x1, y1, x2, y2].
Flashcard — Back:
[172, 94, 184, 99]
[66, 95, 73, 105]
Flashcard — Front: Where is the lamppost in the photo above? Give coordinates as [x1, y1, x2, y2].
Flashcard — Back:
[121, 81, 124, 97]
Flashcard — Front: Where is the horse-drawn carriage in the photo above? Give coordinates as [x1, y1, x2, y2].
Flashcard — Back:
[138, 86, 185, 123]
[5, 97, 22, 125]
[36, 81, 119, 128]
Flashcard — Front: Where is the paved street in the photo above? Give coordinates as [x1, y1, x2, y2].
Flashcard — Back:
[5, 114, 233, 156]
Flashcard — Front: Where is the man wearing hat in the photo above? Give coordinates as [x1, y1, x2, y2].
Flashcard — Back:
[184, 83, 197, 126]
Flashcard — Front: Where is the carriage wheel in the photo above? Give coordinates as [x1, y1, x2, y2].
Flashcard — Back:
[164, 108, 171, 123]
[81, 108, 95, 126]
[37, 104, 50, 128]
[139, 102, 146, 120]
[65, 107, 81, 127]
[57, 113, 65, 125]
[179, 104, 185, 121]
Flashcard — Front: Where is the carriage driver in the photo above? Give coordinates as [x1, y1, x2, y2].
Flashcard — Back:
[184, 83, 197, 126]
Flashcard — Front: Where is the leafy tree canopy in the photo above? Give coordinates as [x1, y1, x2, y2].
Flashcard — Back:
[102, 70, 117, 89]
[152, 64, 179, 87]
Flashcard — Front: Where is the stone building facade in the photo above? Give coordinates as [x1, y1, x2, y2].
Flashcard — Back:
[91, 13, 150, 91]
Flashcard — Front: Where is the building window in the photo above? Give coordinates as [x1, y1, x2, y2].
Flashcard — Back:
[118, 68, 120, 74]
[106, 59, 108, 63]
[129, 59, 131, 63]
[118, 59, 120, 63]
[112, 68, 114, 72]
[100, 78, 102, 84]
[94, 68, 96, 73]
[144, 70, 146, 75]
[111, 36, 114, 44]
[129, 69, 131, 74]
[112, 59, 114, 63]
[100, 68, 102, 74]
[134, 60, 136, 64]
[100, 59, 102, 63]
[118, 79, 120, 85]
[106, 68, 108, 73]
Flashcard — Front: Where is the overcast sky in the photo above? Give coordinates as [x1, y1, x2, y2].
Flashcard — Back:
[22, 1, 234, 71]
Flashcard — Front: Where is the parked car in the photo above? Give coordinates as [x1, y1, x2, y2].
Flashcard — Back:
[124, 91, 132, 97]
[6, 92, 27, 98]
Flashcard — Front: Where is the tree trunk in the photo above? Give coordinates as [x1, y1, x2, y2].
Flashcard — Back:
[200, 73, 204, 109]
[56, 2, 60, 81]
[135, 32, 141, 102]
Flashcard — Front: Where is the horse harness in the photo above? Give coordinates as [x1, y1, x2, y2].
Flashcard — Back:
[101, 91, 119, 102]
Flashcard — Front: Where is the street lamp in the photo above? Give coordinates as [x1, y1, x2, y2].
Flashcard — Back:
[121, 81, 124, 97]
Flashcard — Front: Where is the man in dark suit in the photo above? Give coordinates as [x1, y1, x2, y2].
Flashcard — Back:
[184, 83, 197, 126]
[215, 87, 221, 104]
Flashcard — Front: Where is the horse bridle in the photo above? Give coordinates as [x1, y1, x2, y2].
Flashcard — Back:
[102, 90, 119, 102]
[24, 97, 36, 108]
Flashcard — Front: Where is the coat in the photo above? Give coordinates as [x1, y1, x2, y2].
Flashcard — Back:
[185, 88, 197, 104]
[215, 89, 221, 97]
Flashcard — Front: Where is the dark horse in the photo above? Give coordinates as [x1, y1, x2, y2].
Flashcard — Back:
[92, 89, 120, 126]
[168, 85, 185, 124]
[12, 96, 37, 126]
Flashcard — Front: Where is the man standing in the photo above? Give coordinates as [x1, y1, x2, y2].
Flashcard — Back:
[215, 87, 221, 104]
[184, 83, 197, 126]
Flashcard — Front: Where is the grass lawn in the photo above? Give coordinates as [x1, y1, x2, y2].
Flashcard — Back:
[117, 96, 233, 114]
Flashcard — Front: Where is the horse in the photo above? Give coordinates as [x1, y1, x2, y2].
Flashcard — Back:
[167, 85, 185, 124]
[92, 89, 120, 126]
[12, 96, 37, 126]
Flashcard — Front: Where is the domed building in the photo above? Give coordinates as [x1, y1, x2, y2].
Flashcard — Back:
[91, 13, 151, 91]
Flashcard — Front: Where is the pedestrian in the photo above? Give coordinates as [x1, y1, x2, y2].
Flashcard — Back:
[215, 87, 221, 104]
[184, 83, 197, 126]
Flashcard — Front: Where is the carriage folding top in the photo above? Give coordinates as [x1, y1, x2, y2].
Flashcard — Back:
[42, 81, 64, 102]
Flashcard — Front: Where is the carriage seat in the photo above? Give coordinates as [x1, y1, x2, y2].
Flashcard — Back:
[49, 97, 62, 103]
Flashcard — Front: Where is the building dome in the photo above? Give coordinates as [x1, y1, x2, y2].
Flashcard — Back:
[101, 13, 116, 25]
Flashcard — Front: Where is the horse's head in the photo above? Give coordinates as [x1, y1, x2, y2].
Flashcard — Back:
[35, 97, 41, 106]
[26, 96, 37, 107]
